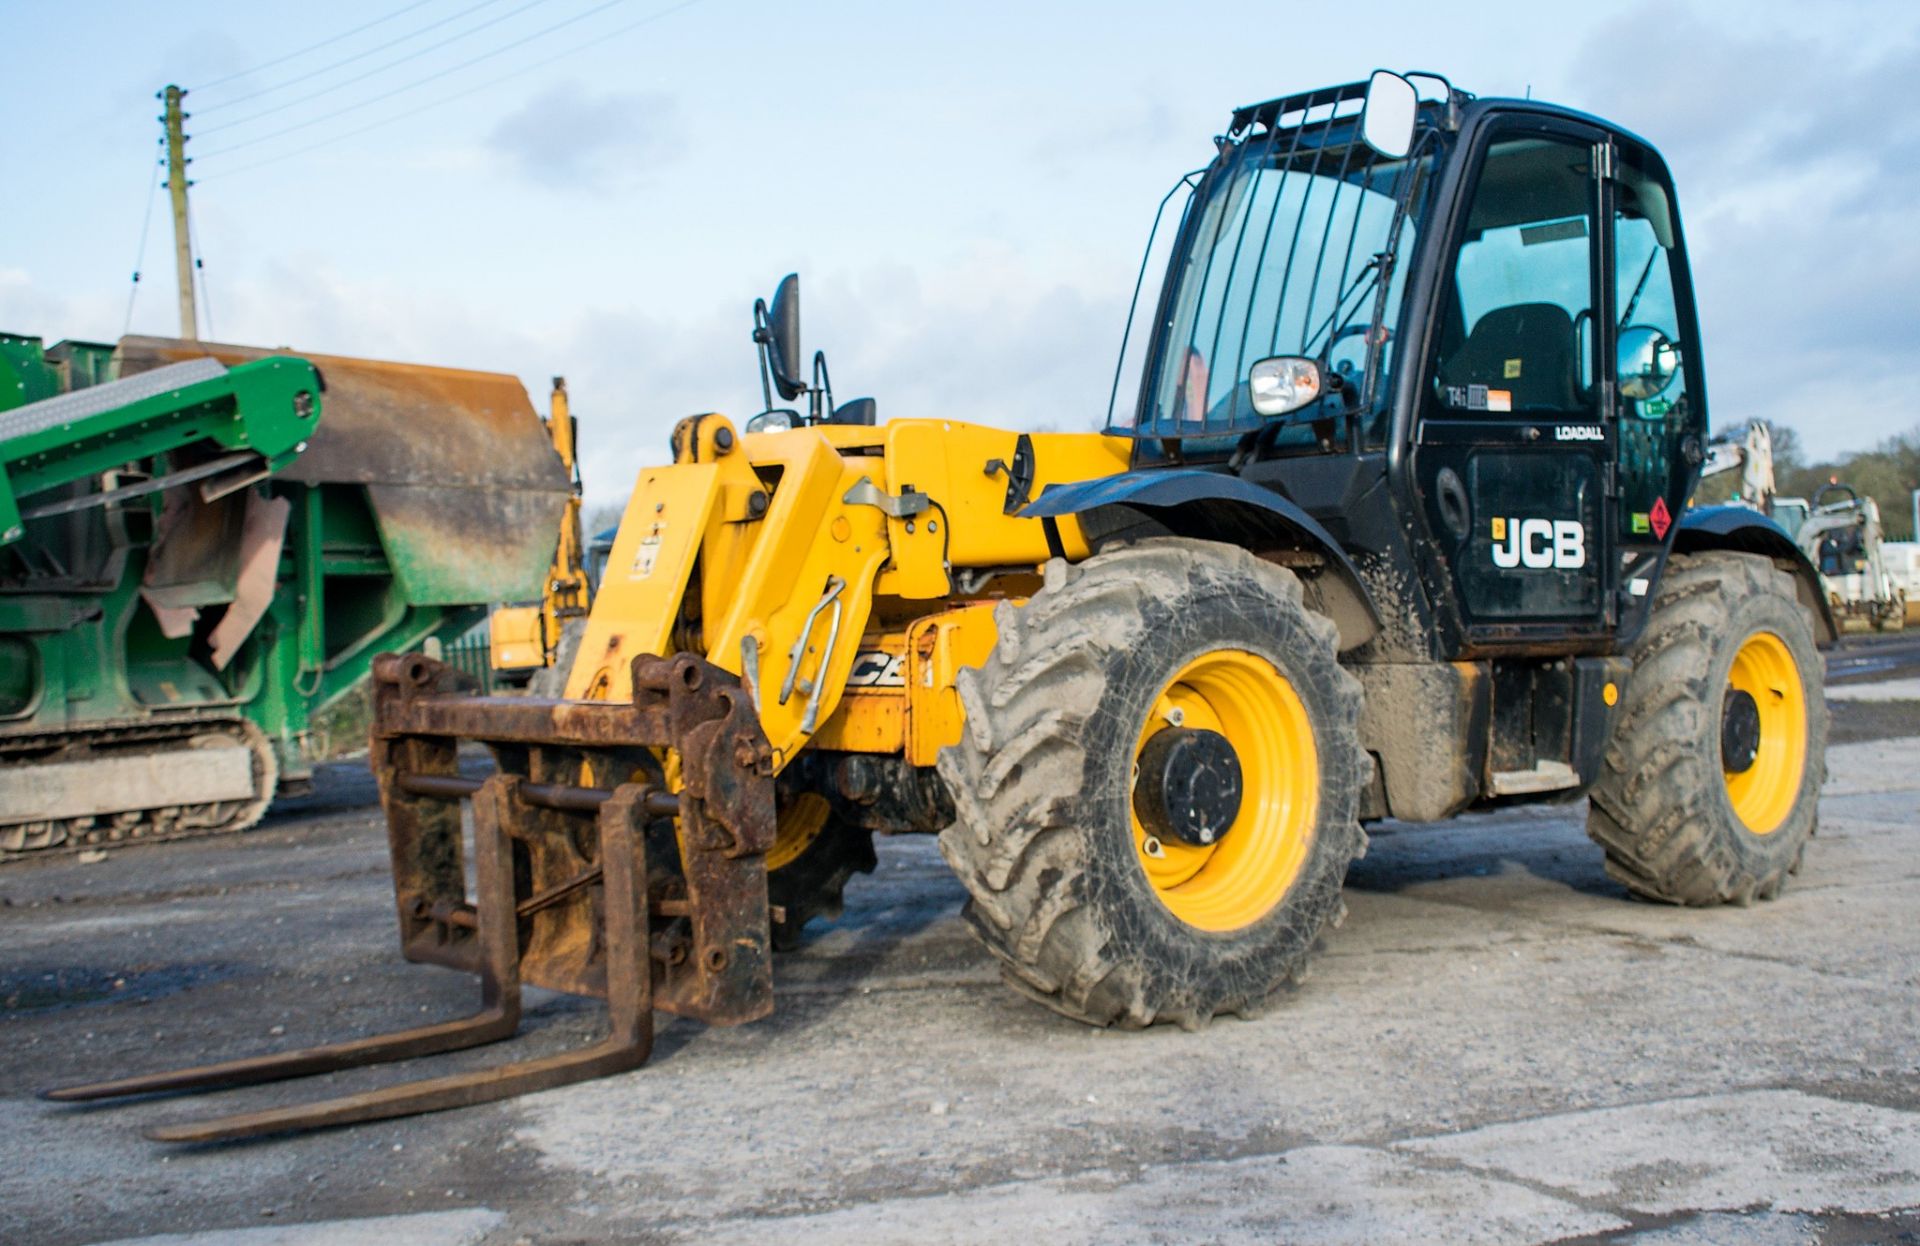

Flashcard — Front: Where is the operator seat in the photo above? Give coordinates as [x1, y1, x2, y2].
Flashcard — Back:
[1440, 302, 1580, 413]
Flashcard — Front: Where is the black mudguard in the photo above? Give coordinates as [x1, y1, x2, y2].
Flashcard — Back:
[1675, 505, 1839, 645]
[1024, 469, 1381, 651]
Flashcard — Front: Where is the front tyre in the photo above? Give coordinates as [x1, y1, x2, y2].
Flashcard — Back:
[1587, 551, 1827, 905]
[766, 792, 877, 951]
[937, 539, 1368, 1029]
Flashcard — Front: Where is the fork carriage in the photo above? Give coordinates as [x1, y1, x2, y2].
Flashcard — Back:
[46, 652, 778, 1142]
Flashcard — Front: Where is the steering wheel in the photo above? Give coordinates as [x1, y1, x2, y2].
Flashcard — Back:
[1326, 322, 1390, 382]
[1328, 323, 1391, 349]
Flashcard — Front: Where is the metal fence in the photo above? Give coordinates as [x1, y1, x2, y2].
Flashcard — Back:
[438, 634, 494, 693]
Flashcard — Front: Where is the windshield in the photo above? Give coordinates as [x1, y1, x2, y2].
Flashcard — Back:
[1119, 113, 1432, 444]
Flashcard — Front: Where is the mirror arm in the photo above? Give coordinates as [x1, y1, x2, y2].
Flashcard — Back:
[751, 299, 777, 415]
[811, 351, 833, 426]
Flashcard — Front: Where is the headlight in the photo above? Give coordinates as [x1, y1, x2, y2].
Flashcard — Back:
[744, 409, 797, 434]
[1247, 356, 1323, 417]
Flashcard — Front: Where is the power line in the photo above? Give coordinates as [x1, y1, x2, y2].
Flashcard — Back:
[196, 0, 635, 160]
[123, 151, 164, 336]
[205, 0, 704, 180]
[200, 0, 552, 135]
[192, 0, 442, 93]
[189, 213, 217, 341]
[198, 0, 522, 118]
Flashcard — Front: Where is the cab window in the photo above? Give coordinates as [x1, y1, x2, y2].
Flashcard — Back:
[1612, 151, 1696, 541]
[1432, 135, 1598, 419]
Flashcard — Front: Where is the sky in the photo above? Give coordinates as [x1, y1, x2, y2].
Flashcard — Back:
[3, 0, 1917, 514]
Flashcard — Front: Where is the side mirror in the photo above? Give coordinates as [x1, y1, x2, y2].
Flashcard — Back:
[1248, 356, 1323, 417]
[1617, 325, 1679, 402]
[1359, 70, 1418, 160]
[763, 274, 805, 401]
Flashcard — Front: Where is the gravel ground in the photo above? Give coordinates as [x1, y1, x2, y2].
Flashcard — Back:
[1, 647, 1916, 1245]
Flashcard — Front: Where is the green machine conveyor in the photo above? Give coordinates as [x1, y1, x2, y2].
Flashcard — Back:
[0, 334, 571, 858]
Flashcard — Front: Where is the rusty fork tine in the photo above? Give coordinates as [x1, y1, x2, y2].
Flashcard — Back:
[44, 773, 528, 1109]
[140, 782, 654, 1144]
[142, 1013, 652, 1136]
[40, 1009, 519, 1104]
[144, 1020, 653, 1143]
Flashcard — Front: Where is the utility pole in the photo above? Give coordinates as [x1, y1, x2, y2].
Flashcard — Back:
[161, 84, 198, 341]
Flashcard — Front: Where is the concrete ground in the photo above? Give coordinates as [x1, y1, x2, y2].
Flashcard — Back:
[2, 641, 1917, 1245]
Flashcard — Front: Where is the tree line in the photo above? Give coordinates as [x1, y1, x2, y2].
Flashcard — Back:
[1697, 422, 1920, 542]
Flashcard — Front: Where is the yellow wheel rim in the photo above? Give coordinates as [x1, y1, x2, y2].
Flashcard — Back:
[1723, 631, 1807, 836]
[768, 792, 831, 871]
[1131, 650, 1318, 932]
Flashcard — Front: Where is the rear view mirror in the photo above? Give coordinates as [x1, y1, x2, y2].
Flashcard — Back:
[762, 274, 805, 401]
[1360, 70, 1417, 160]
[1617, 325, 1679, 402]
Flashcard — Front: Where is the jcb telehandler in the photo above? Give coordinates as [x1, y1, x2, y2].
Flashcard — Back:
[55, 72, 1834, 1142]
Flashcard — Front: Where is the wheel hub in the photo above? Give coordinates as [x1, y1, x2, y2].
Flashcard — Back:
[1132, 727, 1243, 847]
[1721, 687, 1761, 773]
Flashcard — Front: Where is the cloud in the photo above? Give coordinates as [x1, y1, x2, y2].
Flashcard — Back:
[809, 250, 1130, 436]
[485, 84, 682, 190]
[1027, 89, 1186, 181]
[0, 243, 1121, 515]
[551, 251, 1132, 511]
[0, 268, 126, 344]
[1567, 7, 1920, 457]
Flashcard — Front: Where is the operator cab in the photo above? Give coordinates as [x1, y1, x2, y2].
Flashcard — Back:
[1112, 72, 1706, 660]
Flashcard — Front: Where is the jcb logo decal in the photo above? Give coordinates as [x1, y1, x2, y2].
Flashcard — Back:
[1491, 517, 1586, 570]
[845, 650, 907, 688]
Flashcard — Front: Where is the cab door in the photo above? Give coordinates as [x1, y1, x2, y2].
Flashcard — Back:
[1606, 138, 1709, 638]
[1410, 119, 1614, 648]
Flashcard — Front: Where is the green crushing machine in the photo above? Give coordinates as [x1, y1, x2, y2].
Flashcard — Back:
[0, 334, 572, 858]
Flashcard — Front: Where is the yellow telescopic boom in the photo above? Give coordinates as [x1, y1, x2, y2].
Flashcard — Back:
[490, 378, 591, 677]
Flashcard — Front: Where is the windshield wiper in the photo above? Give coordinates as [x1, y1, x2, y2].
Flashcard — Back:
[1619, 246, 1660, 327]
[1305, 250, 1389, 365]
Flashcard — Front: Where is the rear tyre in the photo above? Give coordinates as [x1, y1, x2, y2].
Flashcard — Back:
[937, 539, 1368, 1029]
[1587, 551, 1827, 905]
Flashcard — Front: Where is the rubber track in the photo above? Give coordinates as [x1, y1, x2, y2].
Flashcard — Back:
[0, 718, 278, 861]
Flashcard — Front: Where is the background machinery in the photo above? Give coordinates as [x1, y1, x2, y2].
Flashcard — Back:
[1796, 484, 1905, 631]
[1887, 540, 1920, 626]
[1699, 419, 1904, 630]
[58, 72, 1839, 1141]
[489, 377, 593, 691]
[0, 334, 573, 858]
[1699, 419, 1778, 513]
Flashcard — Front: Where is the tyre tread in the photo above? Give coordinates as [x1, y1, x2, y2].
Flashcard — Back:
[937, 539, 1368, 1027]
[1586, 551, 1826, 905]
